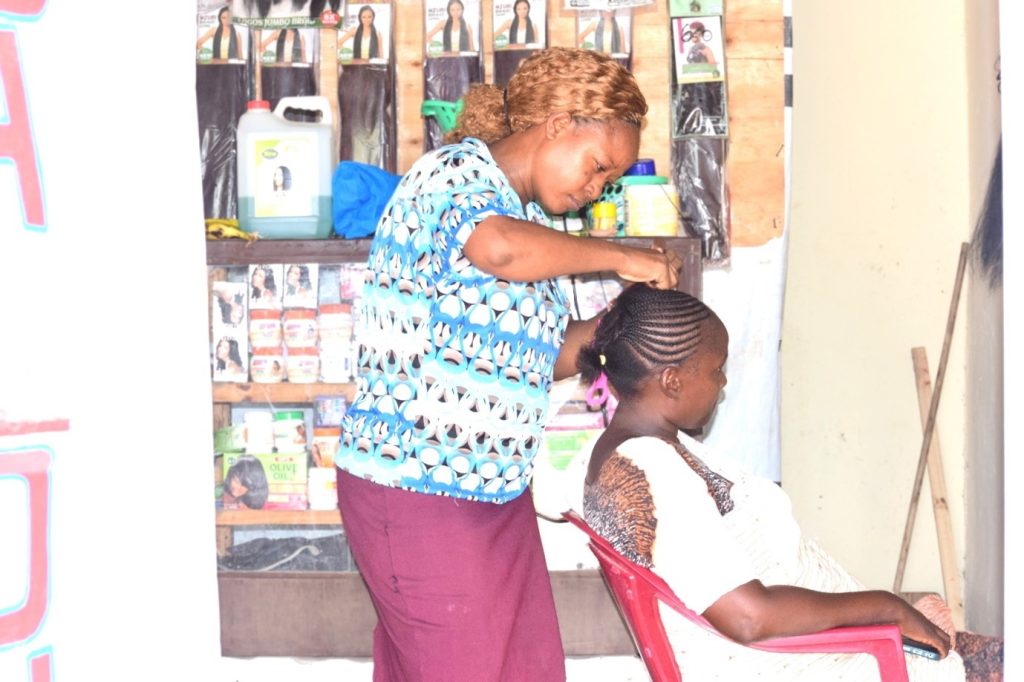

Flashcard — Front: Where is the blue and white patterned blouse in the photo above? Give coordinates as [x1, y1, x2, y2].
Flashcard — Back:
[336, 138, 569, 504]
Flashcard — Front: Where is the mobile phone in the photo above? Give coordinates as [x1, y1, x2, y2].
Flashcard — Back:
[902, 637, 941, 660]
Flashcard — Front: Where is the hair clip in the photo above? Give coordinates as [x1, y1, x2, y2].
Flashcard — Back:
[599, 353, 606, 366]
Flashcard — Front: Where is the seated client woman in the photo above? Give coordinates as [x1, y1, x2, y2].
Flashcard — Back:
[571, 284, 1001, 681]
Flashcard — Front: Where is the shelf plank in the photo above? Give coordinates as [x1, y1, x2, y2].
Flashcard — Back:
[217, 509, 343, 526]
[206, 236, 702, 297]
[206, 238, 373, 265]
[211, 382, 355, 404]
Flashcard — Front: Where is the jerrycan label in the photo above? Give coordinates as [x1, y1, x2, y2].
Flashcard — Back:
[252, 133, 318, 218]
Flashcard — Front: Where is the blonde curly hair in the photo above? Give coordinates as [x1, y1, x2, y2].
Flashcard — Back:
[445, 47, 647, 144]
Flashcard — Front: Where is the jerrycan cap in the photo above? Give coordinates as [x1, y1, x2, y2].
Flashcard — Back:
[247, 99, 271, 111]
[624, 158, 656, 176]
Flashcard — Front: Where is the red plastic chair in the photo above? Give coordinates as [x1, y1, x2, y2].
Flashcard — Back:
[562, 510, 910, 682]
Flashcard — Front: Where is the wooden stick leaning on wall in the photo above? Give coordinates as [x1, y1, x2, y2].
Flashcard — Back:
[892, 242, 969, 595]
[911, 347, 965, 630]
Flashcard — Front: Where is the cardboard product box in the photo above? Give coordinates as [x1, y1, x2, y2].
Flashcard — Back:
[224, 451, 308, 484]
[214, 423, 247, 453]
[542, 429, 602, 472]
[263, 492, 309, 510]
[222, 452, 309, 510]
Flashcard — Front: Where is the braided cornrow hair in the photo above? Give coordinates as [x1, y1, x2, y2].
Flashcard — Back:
[446, 46, 648, 144]
[579, 285, 714, 398]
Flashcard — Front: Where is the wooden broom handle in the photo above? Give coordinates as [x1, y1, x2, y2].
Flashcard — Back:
[893, 242, 969, 594]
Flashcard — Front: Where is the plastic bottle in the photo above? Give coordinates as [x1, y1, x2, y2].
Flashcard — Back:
[588, 202, 618, 237]
[237, 97, 334, 239]
[624, 179, 681, 237]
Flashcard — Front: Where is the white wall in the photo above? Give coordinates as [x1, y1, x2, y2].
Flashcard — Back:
[963, 0, 1004, 636]
[998, 0, 1021, 673]
[783, 1, 973, 595]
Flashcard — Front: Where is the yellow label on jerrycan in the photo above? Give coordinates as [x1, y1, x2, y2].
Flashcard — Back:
[237, 96, 334, 239]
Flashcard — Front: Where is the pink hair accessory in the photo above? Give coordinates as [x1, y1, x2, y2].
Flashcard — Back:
[586, 371, 611, 409]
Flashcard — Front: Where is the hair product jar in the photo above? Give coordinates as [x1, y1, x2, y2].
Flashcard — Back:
[250, 346, 285, 383]
[283, 308, 319, 349]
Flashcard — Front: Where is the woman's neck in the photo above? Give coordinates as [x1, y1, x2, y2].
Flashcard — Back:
[488, 128, 540, 206]
[606, 401, 679, 443]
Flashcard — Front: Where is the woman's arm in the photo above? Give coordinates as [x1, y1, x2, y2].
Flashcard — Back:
[426, 21, 444, 41]
[196, 26, 216, 49]
[338, 25, 357, 44]
[464, 215, 681, 289]
[553, 315, 604, 381]
[494, 18, 512, 39]
[235, 29, 246, 59]
[260, 30, 280, 50]
[703, 580, 952, 657]
[577, 22, 597, 45]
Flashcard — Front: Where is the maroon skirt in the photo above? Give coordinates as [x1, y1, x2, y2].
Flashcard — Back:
[336, 469, 566, 682]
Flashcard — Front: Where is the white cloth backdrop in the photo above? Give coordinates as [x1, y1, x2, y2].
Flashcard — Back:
[0, 3, 222, 680]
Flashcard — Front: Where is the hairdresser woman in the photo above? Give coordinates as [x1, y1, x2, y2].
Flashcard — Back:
[335, 47, 683, 682]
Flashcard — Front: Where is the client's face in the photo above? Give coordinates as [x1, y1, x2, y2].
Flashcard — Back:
[674, 318, 728, 429]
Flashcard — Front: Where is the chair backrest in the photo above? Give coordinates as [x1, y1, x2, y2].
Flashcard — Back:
[562, 510, 910, 682]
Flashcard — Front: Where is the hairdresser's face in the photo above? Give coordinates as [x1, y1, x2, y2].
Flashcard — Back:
[673, 318, 728, 429]
[533, 117, 639, 215]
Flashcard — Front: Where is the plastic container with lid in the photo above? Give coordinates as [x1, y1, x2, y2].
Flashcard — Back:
[243, 411, 275, 453]
[236, 96, 335, 240]
[283, 308, 318, 348]
[594, 175, 675, 237]
[623, 158, 656, 176]
[319, 339, 353, 382]
[311, 426, 341, 468]
[587, 201, 618, 237]
[249, 308, 283, 348]
[250, 346, 285, 383]
[273, 410, 307, 454]
[318, 303, 353, 342]
[286, 347, 320, 383]
[307, 467, 338, 511]
[624, 181, 681, 237]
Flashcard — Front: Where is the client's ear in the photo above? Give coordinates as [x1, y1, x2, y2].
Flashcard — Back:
[659, 366, 684, 397]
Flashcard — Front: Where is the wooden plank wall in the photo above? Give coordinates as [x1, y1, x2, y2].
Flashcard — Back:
[375, 0, 781, 246]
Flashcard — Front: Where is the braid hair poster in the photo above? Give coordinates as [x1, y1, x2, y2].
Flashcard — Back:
[423, 0, 484, 150]
[337, 3, 397, 170]
[491, 0, 547, 86]
[576, 8, 632, 71]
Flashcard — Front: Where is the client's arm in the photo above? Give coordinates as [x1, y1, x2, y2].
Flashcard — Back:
[703, 580, 951, 657]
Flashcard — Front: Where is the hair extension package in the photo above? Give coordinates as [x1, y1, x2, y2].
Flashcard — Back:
[668, 0, 729, 261]
[196, 1, 251, 220]
[491, 0, 547, 87]
[337, 2, 398, 170]
[423, 0, 484, 150]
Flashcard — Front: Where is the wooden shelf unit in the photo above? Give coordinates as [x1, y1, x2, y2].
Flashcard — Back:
[209, 234, 702, 540]
[211, 382, 356, 404]
[216, 508, 342, 526]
